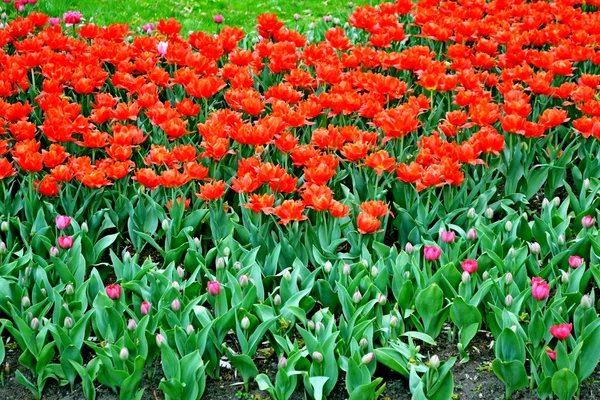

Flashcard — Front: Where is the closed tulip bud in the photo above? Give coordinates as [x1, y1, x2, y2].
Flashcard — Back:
[508, 247, 515, 258]
[241, 316, 250, 330]
[482, 271, 489, 280]
[41, 288, 46, 295]
[63, 302, 69, 310]
[234, 261, 242, 270]
[21, 296, 30, 308]
[216, 257, 225, 270]
[371, 266, 379, 278]
[156, 333, 166, 347]
[584, 178, 590, 191]
[467, 228, 477, 241]
[315, 321, 323, 333]
[124, 251, 131, 262]
[64, 316, 72, 329]
[361, 352, 374, 365]
[194, 237, 201, 247]
[140, 301, 151, 315]
[530, 242, 541, 254]
[378, 294, 387, 305]
[505, 294, 513, 307]
[405, 242, 414, 254]
[485, 207, 494, 219]
[353, 290, 362, 304]
[505, 273, 513, 285]
[278, 357, 287, 369]
[81, 222, 88, 233]
[120, 347, 129, 360]
[127, 319, 137, 331]
[582, 215, 595, 228]
[430, 355, 440, 369]
[558, 234, 565, 245]
[360, 338, 368, 349]
[30, 317, 39, 330]
[161, 219, 169, 231]
[223, 247, 230, 257]
[581, 295, 592, 309]
[405, 271, 411, 279]
[308, 320, 315, 330]
[361, 259, 368, 268]
[561, 271, 569, 284]
[542, 198, 550, 209]
[239, 275, 249, 287]
[273, 294, 281, 306]
[177, 266, 185, 279]
[343, 263, 351, 275]
[461, 271, 470, 284]
[324, 261, 332, 273]
[553, 197, 560, 207]
[505, 220, 512, 232]
[467, 208, 476, 219]
[65, 283, 74, 295]
[510, 325, 517, 332]
[0, 241, 5, 254]
[25, 266, 31, 276]
[186, 324, 194, 335]
[50, 246, 60, 257]
[390, 315, 398, 328]
[171, 298, 181, 312]
[282, 270, 291, 281]
[0, 221, 8, 232]
[172, 281, 180, 291]
[312, 351, 323, 363]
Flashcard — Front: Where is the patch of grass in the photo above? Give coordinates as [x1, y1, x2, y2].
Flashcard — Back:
[36, 0, 375, 34]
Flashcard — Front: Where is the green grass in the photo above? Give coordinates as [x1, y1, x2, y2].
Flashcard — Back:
[36, 0, 374, 35]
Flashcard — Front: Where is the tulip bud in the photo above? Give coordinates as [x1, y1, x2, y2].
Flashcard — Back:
[273, 294, 281, 306]
[30, 317, 39, 330]
[126, 318, 136, 332]
[282, 270, 291, 281]
[278, 357, 287, 369]
[171, 281, 180, 291]
[120, 347, 129, 360]
[140, 301, 151, 315]
[361, 259, 368, 268]
[581, 295, 592, 309]
[361, 352, 374, 365]
[378, 294, 387, 305]
[583, 178, 590, 191]
[371, 266, 379, 278]
[510, 325, 517, 332]
[65, 283, 74, 295]
[553, 197, 560, 207]
[558, 234, 565, 245]
[171, 298, 181, 312]
[216, 257, 225, 270]
[315, 321, 324, 333]
[505, 294, 513, 307]
[430, 355, 440, 369]
[177, 266, 185, 279]
[41, 288, 46, 295]
[542, 198, 550, 209]
[50, 246, 60, 257]
[193, 237, 201, 247]
[308, 320, 315, 330]
[324, 261, 332, 273]
[160, 219, 169, 232]
[21, 296, 30, 308]
[81, 222, 88, 233]
[353, 290, 362, 304]
[186, 324, 194, 335]
[504, 220, 512, 232]
[482, 271, 489, 280]
[467, 228, 477, 241]
[0, 241, 5, 255]
[405, 242, 414, 254]
[582, 215, 595, 228]
[0, 221, 8, 232]
[505, 273, 513, 285]
[530, 242, 541, 254]
[343, 263, 351, 275]
[485, 207, 494, 219]
[389, 315, 398, 328]
[156, 333, 166, 347]
[467, 208, 476, 219]
[124, 251, 131, 262]
[312, 351, 323, 363]
[461, 271, 471, 284]
[64, 316, 73, 329]
[234, 261, 242, 270]
[360, 338, 368, 349]
[561, 271, 569, 284]
[405, 271, 411, 279]
[241, 316, 250, 330]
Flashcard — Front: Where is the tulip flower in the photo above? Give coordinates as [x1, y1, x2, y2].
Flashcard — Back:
[207, 280, 221, 296]
[157, 41, 168, 55]
[156, 333, 166, 347]
[214, 14, 223, 24]
[550, 323, 572, 340]
[171, 298, 181, 312]
[58, 236, 73, 249]
[440, 231, 456, 243]
[531, 277, 550, 300]
[467, 228, 477, 241]
[568, 256, 584, 268]
[63, 11, 82, 26]
[581, 215, 594, 228]
[55, 215, 72, 230]
[461, 259, 478, 274]
[106, 284, 121, 300]
[546, 349, 556, 361]
[127, 319, 137, 331]
[423, 245, 442, 261]
[140, 301, 151, 315]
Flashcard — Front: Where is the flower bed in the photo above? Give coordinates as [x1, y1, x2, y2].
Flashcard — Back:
[0, 0, 599, 399]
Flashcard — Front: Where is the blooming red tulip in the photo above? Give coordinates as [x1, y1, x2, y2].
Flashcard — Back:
[140, 301, 151, 315]
[57, 236, 73, 249]
[207, 280, 221, 296]
[106, 284, 121, 300]
[461, 259, 478, 274]
[424, 245, 442, 261]
[531, 277, 550, 300]
[550, 323, 572, 340]
[55, 215, 72, 230]
[568, 256, 584, 268]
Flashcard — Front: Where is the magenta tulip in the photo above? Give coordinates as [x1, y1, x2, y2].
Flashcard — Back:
[423, 245, 442, 261]
[106, 284, 121, 300]
[55, 215, 72, 230]
[57, 236, 73, 249]
[207, 280, 221, 296]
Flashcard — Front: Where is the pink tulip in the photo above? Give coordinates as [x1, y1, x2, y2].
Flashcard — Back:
[63, 11, 82, 25]
[106, 284, 121, 300]
[214, 14, 223, 24]
[582, 215, 594, 228]
[142, 23, 155, 33]
[531, 277, 550, 301]
[171, 298, 180, 312]
[461, 259, 478, 274]
[423, 245, 442, 261]
[49, 246, 60, 257]
[140, 301, 151, 315]
[550, 323, 572, 340]
[466, 228, 477, 241]
[57, 236, 73, 249]
[440, 231, 456, 244]
[157, 41, 168, 56]
[49, 17, 61, 26]
[55, 215, 72, 230]
[568, 256, 584, 269]
[546, 349, 556, 361]
[207, 280, 221, 296]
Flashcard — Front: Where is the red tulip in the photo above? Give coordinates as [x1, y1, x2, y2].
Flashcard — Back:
[106, 284, 121, 300]
[461, 259, 478, 274]
[550, 323, 572, 340]
[57, 236, 73, 249]
[424, 245, 442, 261]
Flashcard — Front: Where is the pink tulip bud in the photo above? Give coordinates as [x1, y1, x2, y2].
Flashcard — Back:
[423, 245, 442, 261]
[530, 242, 541, 254]
[64, 316, 72, 329]
[405, 242, 414, 254]
[127, 319, 137, 331]
[171, 298, 180, 312]
[50, 246, 60, 257]
[343, 263, 351, 275]
[55, 215, 72, 230]
[505, 294, 513, 306]
[569, 256, 584, 269]
[294, 13, 301, 21]
[140, 301, 151, 315]
[57, 236, 73, 249]
[157, 41, 168, 55]
[461, 271, 470, 284]
[239, 275, 249, 287]
[467, 228, 477, 241]
[582, 215, 594, 228]
[353, 290, 362, 304]
[440, 231, 456, 244]
[30, 317, 39, 330]
[361, 352, 374, 365]
[176, 266, 185, 279]
[106, 284, 121, 300]
[120, 347, 129, 360]
[214, 14, 223, 24]
[22, 296, 30, 308]
[65, 284, 74, 295]
[156, 333, 166, 347]
[207, 280, 221, 296]
[581, 295, 592, 309]
[312, 351, 323, 362]
[278, 357, 287, 368]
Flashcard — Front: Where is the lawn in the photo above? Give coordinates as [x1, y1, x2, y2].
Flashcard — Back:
[36, 0, 371, 33]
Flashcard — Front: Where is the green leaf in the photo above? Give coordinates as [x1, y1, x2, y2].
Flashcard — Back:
[551, 369, 578, 400]
[491, 359, 528, 399]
